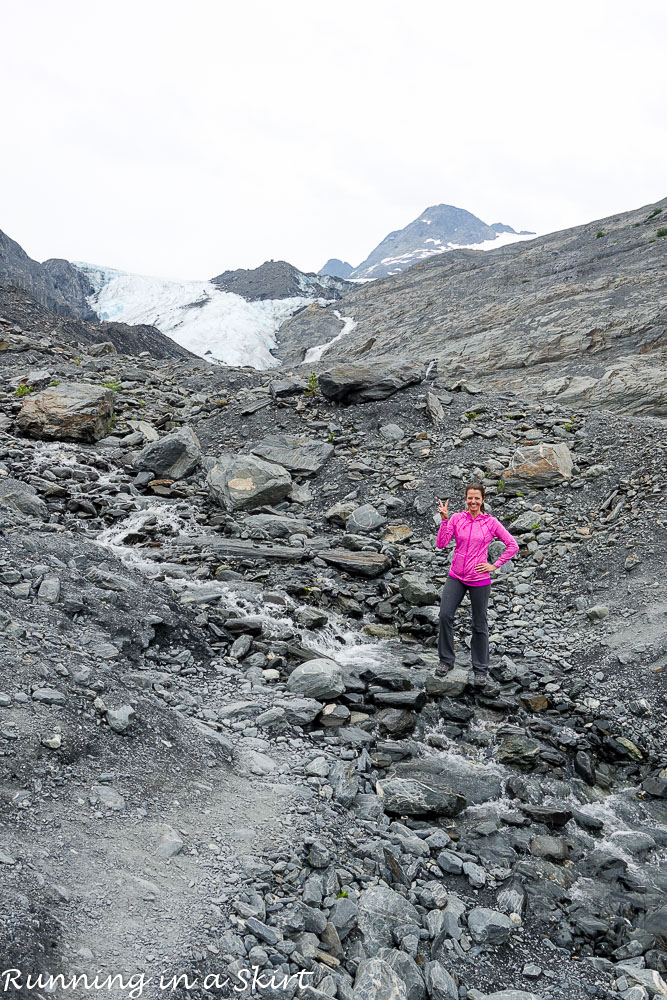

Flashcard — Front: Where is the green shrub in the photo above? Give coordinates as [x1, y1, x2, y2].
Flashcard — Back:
[656, 228, 667, 238]
[596, 231, 605, 239]
[103, 377, 122, 392]
[14, 384, 32, 397]
[304, 371, 319, 397]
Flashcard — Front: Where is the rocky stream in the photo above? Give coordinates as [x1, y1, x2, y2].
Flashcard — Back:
[0, 326, 665, 1000]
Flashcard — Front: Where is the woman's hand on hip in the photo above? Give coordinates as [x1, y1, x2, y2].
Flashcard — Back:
[475, 562, 496, 574]
[437, 498, 449, 519]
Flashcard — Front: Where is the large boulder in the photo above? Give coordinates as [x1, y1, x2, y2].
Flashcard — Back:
[251, 434, 334, 475]
[467, 908, 515, 945]
[501, 443, 573, 490]
[134, 425, 201, 480]
[286, 659, 345, 701]
[376, 760, 467, 817]
[398, 572, 440, 606]
[353, 958, 408, 1000]
[0, 476, 47, 520]
[320, 549, 390, 578]
[357, 887, 421, 955]
[346, 504, 387, 534]
[243, 513, 312, 538]
[207, 453, 292, 511]
[17, 383, 114, 442]
[319, 361, 425, 404]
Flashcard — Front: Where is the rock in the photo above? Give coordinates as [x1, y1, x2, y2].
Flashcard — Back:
[614, 966, 667, 997]
[106, 705, 136, 734]
[286, 659, 345, 700]
[275, 697, 321, 726]
[353, 958, 408, 1000]
[425, 391, 445, 423]
[328, 760, 359, 806]
[243, 514, 312, 539]
[32, 687, 66, 705]
[319, 361, 426, 404]
[502, 442, 573, 490]
[320, 549, 391, 578]
[376, 760, 467, 817]
[17, 383, 114, 441]
[586, 604, 609, 620]
[319, 703, 350, 727]
[0, 476, 48, 520]
[357, 887, 420, 955]
[425, 668, 469, 697]
[346, 504, 387, 534]
[324, 501, 359, 526]
[37, 577, 61, 603]
[380, 423, 405, 441]
[156, 826, 184, 858]
[377, 950, 426, 1000]
[529, 835, 569, 861]
[424, 960, 457, 1000]
[251, 434, 334, 474]
[134, 425, 201, 480]
[269, 376, 308, 398]
[480, 994, 543, 1000]
[90, 785, 125, 810]
[207, 453, 292, 511]
[497, 736, 542, 769]
[398, 572, 439, 606]
[330, 896, 359, 940]
[467, 907, 515, 945]
[244, 916, 279, 946]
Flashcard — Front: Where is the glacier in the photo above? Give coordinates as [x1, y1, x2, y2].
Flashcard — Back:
[78, 264, 328, 369]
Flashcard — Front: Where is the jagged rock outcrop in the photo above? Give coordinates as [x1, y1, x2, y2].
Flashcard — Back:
[210, 259, 352, 300]
[0, 228, 96, 319]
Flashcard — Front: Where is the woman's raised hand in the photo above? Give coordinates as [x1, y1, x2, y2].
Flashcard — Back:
[437, 498, 449, 520]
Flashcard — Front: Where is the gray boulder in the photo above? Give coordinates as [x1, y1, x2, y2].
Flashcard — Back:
[286, 659, 345, 701]
[135, 425, 201, 480]
[502, 443, 573, 490]
[275, 697, 322, 725]
[398, 572, 439, 606]
[243, 513, 312, 538]
[380, 423, 405, 441]
[320, 549, 391, 578]
[377, 950, 426, 1000]
[376, 760, 467, 817]
[357, 887, 420, 955]
[207, 453, 292, 511]
[0, 476, 47, 520]
[424, 961, 458, 1000]
[106, 705, 136, 734]
[353, 958, 408, 1000]
[346, 504, 387, 534]
[251, 434, 334, 475]
[319, 361, 426, 404]
[17, 383, 114, 442]
[467, 907, 515, 945]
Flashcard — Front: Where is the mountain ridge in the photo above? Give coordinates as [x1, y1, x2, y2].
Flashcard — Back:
[320, 203, 534, 280]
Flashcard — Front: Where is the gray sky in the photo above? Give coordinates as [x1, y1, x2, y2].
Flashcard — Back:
[2, 0, 665, 279]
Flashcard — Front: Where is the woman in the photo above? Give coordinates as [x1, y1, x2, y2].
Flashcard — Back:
[435, 483, 518, 686]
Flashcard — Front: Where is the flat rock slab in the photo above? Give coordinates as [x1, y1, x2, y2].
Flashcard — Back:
[287, 659, 345, 701]
[207, 453, 292, 511]
[376, 760, 467, 817]
[251, 434, 334, 474]
[319, 361, 426, 404]
[172, 537, 310, 562]
[321, 549, 390, 578]
[0, 476, 48, 520]
[17, 383, 114, 442]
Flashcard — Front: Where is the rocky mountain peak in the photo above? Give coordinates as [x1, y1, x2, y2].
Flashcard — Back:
[210, 258, 352, 301]
[0, 227, 96, 320]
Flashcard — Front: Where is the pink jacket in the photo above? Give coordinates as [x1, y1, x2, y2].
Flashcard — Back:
[436, 511, 519, 586]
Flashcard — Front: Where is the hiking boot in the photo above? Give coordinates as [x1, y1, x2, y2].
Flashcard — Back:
[436, 662, 454, 676]
[473, 671, 487, 688]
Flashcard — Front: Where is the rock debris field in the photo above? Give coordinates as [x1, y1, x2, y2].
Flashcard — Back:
[0, 325, 665, 1000]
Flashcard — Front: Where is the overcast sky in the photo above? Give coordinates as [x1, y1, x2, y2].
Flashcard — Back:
[2, 0, 665, 279]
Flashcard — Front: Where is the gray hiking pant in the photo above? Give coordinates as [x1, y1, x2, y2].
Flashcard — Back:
[438, 576, 490, 673]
